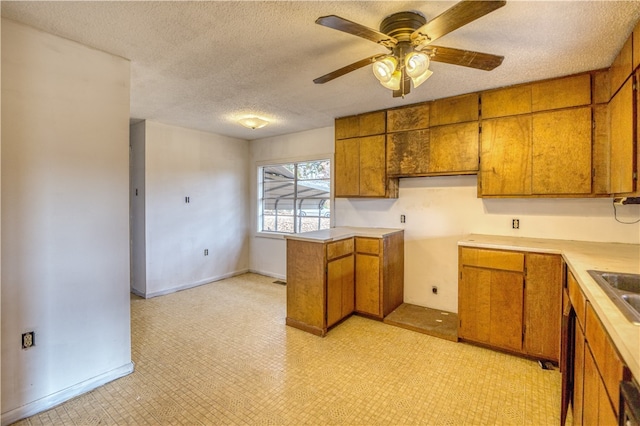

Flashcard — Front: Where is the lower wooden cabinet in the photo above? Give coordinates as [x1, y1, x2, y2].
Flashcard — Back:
[458, 247, 562, 361]
[286, 230, 404, 336]
[562, 271, 631, 426]
[354, 232, 404, 319]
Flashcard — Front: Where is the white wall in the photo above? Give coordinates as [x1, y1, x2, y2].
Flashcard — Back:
[1, 19, 133, 423]
[131, 120, 250, 298]
[249, 126, 640, 313]
[248, 127, 334, 279]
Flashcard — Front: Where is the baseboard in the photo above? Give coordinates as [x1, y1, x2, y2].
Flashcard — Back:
[142, 269, 250, 298]
[248, 269, 286, 281]
[1, 361, 134, 426]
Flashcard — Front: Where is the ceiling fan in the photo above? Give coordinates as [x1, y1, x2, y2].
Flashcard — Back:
[313, 1, 506, 98]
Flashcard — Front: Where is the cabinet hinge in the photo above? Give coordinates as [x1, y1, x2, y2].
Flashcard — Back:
[592, 168, 596, 178]
[460, 271, 463, 280]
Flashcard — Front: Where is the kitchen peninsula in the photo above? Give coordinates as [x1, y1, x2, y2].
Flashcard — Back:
[285, 227, 404, 336]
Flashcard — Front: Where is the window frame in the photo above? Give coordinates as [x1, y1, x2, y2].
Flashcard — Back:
[256, 155, 333, 239]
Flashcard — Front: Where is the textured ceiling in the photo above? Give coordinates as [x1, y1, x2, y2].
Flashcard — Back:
[2, 1, 640, 141]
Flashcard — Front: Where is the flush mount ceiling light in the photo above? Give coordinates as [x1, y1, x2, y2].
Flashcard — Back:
[313, 2, 506, 98]
[237, 116, 269, 130]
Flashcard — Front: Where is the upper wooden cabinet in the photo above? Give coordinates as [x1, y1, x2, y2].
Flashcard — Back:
[430, 93, 478, 126]
[335, 110, 386, 139]
[610, 77, 636, 194]
[335, 111, 398, 198]
[480, 106, 592, 197]
[481, 74, 591, 119]
[482, 85, 532, 119]
[531, 107, 592, 195]
[530, 74, 591, 112]
[387, 103, 430, 132]
[610, 34, 633, 97]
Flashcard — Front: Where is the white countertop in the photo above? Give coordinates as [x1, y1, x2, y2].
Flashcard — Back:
[459, 234, 640, 380]
[284, 226, 403, 243]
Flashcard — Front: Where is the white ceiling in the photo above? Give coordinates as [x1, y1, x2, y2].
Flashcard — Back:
[2, 1, 640, 141]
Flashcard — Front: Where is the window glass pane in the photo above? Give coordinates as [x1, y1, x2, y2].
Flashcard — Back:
[259, 159, 330, 234]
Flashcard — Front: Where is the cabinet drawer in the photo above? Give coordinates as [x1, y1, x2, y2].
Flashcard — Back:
[568, 271, 586, 329]
[356, 237, 380, 255]
[585, 303, 626, 415]
[326, 238, 354, 260]
[459, 247, 524, 272]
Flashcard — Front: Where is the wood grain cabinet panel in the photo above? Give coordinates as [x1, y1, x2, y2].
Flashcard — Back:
[354, 233, 404, 319]
[430, 93, 479, 126]
[335, 111, 386, 139]
[592, 104, 611, 195]
[634, 20, 640, 71]
[327, 254, 355, 328]
[359, 135, 387, 197]
[387, 103, 430, 132]
[386, 130, 430, 176]
[336, 134, 395, 198]
[531, 107, 592, 195]
[458, 266, 492, 344]
[573, 322, 585, 426]
[429, 122, 479, 174]
[609, 35, 633, 97]
[489, 270, 524, 352]
[609, 77, 635, 194]
[593, 70, 611, 105]
[531, 74, 591, 112]
[524, 253, 563, 361]
[335, 138, 359, 197]
[481, 84, 532, 119]
[480, 115, 532, 196]
[459, 248, 562, 360]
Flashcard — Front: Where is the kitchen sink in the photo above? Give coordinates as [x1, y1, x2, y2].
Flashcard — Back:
[588, 270, 640, 325]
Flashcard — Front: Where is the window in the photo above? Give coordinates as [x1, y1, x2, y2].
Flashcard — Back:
[259, 159, 331, 234]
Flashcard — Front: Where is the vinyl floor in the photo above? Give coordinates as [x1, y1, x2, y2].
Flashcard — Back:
[13, 273, 565, 425]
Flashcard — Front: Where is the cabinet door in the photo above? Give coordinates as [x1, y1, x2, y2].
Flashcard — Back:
[610, 77, 635, 194]
[386, 130, 430, 176]
[524, 253, 562, 361]
[429, 121, 479, 174]
[335, 138, 359, 197]
[327, 254, 354, 328]
[489, 270, 524, 351]
[532, 107, 592, 195]
[359, 135, 387, 196]
[480, 115, 532, 196]
[583, 346, 600, 425]
[458, 266, 491, 343]
[573, 322, 585, 426]
[355, 253, 381, 317]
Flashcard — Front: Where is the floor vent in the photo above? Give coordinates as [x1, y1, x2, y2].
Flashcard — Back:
[273, 280, 286, 286]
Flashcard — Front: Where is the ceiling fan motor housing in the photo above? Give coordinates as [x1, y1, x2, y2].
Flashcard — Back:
[380, 11, 426, 42]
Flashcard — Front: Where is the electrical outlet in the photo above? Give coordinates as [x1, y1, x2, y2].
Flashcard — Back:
[204, 249, 209, 256]
[400, 214, 406, 223]
[22, 331, 35, 349]
[512, 219, 520, 229]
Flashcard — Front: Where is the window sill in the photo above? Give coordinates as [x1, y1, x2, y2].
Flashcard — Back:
[255, 231, 288, 240]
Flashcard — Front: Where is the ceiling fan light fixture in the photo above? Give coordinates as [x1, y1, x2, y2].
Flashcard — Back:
[372, 56, 398, 83]
[237, 116, 269, 130]
[379, 69, 402, 90]
[405, 51, 430, 77]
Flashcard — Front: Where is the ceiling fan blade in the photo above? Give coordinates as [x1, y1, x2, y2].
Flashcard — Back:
[313, 55, 385, 84]
[316, 15, 398, 48]
[411, 1, 506, 47]
[427, 45, 504, 71]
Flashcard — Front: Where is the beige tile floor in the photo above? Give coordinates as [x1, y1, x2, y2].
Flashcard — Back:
[14, 273, 564, 425]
